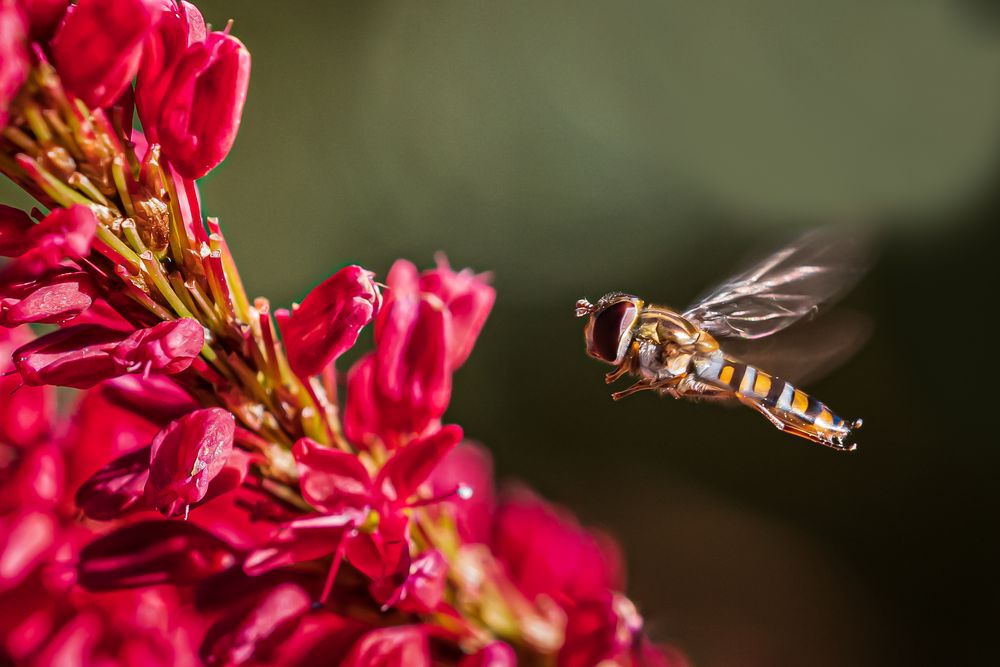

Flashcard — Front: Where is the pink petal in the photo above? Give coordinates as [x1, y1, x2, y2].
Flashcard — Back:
[278, 265, 381, 377]
[342, 626, 431, 667]
[13, 324, 126, 389]
[200, 583, 311, 666]
[144, 408, 235, 517]
[377, 425, 463, 503]
[292, 438, 373, 513]
[77, 520, 237, 590]
[243, 511, 362, 576]
[75, 445, 151, 520]
[50, 0, 163, 109]
[110, 317, 205, 374]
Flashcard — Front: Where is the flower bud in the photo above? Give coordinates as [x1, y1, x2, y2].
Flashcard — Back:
[0, 269, 97, 326]
[144, 408, 235, 517]
[1, 205, 97, 274]
[342, 626, 431, 667]
[136, 0, 205, 142]
[13, 324, 126, 389]
[278, 265, 381, 378]
[200, 583, 311, 666]
[139, 23, 251, 179]
[419, 255, 495, 368]
[77, 520, 237, 590]
[74, 445, 150, 520]
[50, 0, 165, 109]
[374, 288, 451, 436]
[110, 317, 204, 374]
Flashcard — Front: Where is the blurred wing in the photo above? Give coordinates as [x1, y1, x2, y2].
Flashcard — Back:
[683, 229, 869, 339]
[722, 310, 871, 386]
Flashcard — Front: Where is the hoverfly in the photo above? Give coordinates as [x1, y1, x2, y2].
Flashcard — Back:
[576, 231, 867, 451]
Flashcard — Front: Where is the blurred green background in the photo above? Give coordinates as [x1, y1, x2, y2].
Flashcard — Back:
[8, 1, 1000, 664]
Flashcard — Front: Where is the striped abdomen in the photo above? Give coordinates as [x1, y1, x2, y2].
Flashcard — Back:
[696, 355, 859, 450]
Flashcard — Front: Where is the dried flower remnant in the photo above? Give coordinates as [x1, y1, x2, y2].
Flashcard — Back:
[0, 1, 687, 665]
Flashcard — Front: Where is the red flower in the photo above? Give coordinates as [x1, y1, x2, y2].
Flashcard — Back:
[13, 323, 126, 389]
[277, 265, 381, 378]
[110, 317, 205, 375]
[0, 205, 97, 275]
[13, 318, 205, 389]
[144, 407, 235, 517]
[77, 520, 237, 590]
[50, 0, 164, 109]
[136, 0, 205, 133]
[427, 441, 496, 544]
[0, 269, 97, 327]
[491, 488, 623, 603]
[136, 3, 251, 179]
[200, 582, 312, 666]
[419, 255, 495, 368]
[74, 445, 150, 520]
[0, 0, 28, 129]
[345, 257, 493, 449]
[342, 626, 431, 667]
[246, 426, 463, 606]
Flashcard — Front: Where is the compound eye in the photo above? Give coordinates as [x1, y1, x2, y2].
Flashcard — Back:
[590, 301, 637, 362]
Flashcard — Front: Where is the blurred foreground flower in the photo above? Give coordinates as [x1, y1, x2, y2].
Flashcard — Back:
[0, 1, 687, 665]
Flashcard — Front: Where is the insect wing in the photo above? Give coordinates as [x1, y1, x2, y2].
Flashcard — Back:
[719, 310, 871, 386]
[682, 229, 869, 339]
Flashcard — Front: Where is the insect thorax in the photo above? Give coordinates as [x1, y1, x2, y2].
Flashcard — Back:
[631, 307, 719, 381]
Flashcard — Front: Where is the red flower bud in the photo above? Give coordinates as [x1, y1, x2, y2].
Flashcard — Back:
[293, 437, 373, 514]
[13, 324, 126, 389]
[1, 205, 97, 274]
[342, 626, 431, 667]
[0, 0, 28, 129]
[419, 255, 495, 368]
[374, 291, 450, 436]
[136, 0, 205, 142]
[388, 549, 446, 614]
[200, 583, 311, 666]
[278, 265, 381, 378]
[0, 269, 97, 326]
[137, 16, 251, 179]
[74, 445, 150, 520]
[110, 317, 204, 374]
[144, 408, 235, 517]
[101, 374, 199, 425]
[50, 0, 164, 109]
[77, 520, 237, 590]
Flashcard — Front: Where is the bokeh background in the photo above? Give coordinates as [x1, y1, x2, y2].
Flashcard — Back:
[7, 1, 1000, 665]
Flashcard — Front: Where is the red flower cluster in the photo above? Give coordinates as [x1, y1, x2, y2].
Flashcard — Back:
[0, 1, 687, 665]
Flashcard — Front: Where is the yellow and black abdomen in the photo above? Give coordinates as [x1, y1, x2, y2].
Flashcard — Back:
[696, 355, 859, 450]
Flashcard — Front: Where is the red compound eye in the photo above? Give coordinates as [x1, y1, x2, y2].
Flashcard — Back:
[589, 301, 636, 362]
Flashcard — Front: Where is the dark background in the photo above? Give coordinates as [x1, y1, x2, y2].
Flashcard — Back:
[6, 2, 1000, 664]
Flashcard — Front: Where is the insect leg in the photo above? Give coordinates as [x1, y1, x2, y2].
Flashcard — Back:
[611, 378, 675, 401]
[605, 363, 631, 384]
